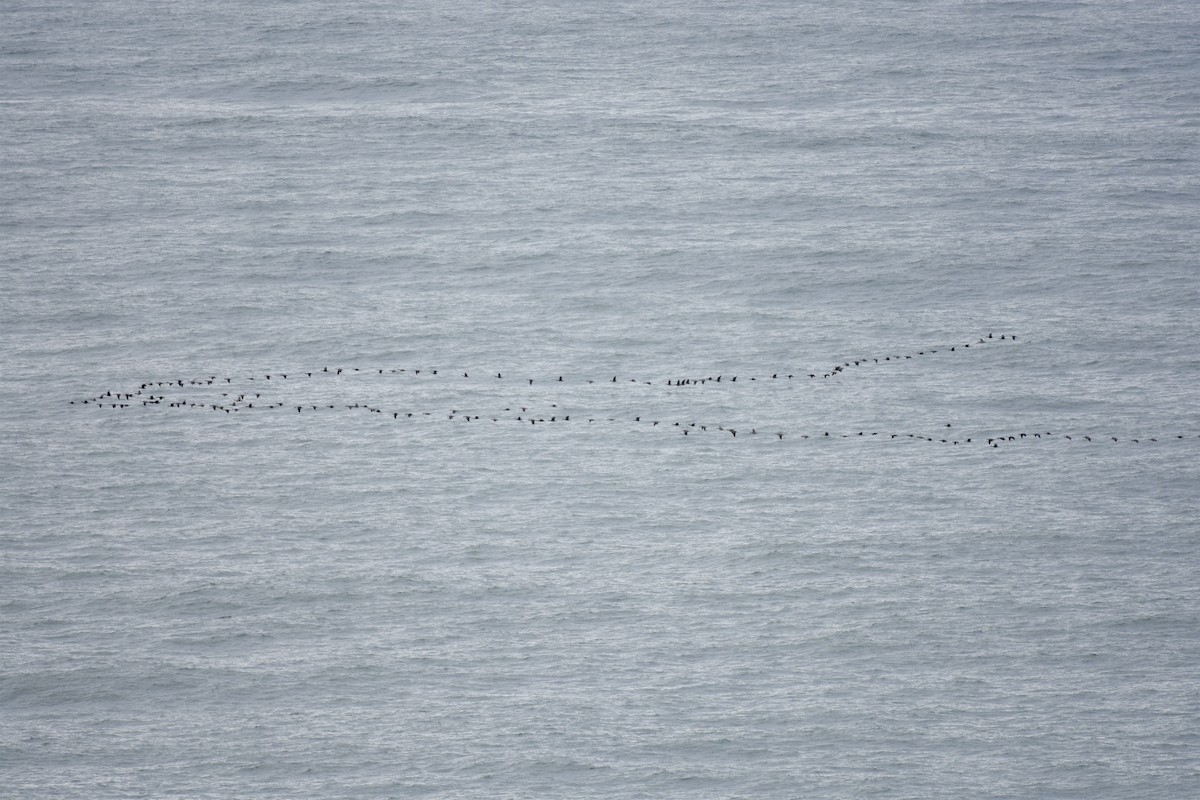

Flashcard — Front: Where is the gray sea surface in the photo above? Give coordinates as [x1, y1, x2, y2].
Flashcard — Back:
[3, 1, 1199, 797]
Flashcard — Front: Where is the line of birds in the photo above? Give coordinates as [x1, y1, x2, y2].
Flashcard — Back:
[71, 333, 1018, 399]
[71, 392, 1198, 448]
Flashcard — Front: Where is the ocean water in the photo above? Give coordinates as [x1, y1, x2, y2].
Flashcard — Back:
[2, 1, 1199, 797]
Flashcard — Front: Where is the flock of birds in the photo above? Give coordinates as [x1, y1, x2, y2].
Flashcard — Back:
[73, 333, 1197, 448]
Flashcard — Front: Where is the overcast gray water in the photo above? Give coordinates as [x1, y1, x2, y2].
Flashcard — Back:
[3, 1, 1199, 797]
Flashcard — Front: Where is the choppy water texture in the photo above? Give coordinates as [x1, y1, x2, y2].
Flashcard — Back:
[3, 2, 1199, 798]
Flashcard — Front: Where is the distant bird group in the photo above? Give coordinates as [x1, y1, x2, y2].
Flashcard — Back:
[70, 333, 1197, 448]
